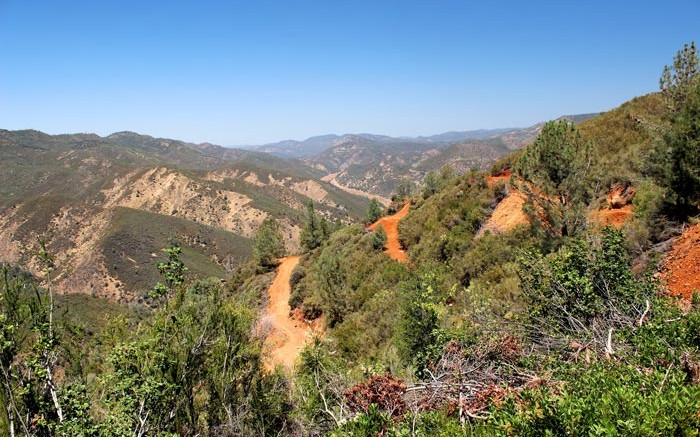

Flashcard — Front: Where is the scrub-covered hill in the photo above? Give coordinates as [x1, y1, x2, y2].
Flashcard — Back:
[0, 129, 371, 299]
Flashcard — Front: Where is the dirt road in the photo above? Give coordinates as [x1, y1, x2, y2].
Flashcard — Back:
[368, 203, 410, 262]
[263, 256, 317, 371]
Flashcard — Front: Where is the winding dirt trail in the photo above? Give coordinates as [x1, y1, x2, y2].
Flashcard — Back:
[263, 256, 319, 371]
[368, 203, 410, 263]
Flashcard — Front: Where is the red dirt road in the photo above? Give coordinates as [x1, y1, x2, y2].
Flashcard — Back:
[263, 256, 319, 371]
[368, 203, 410, 263]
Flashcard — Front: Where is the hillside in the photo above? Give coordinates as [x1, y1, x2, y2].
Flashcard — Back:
[301, 115, 600, 198]
[0, 129, 371, 299]
[277, 76, 700, 433]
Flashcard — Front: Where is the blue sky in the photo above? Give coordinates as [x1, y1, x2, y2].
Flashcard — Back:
[1, 1, 698, 145]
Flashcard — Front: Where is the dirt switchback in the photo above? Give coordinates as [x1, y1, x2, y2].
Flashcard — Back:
[263, 256, 320, 371]
[368, 203, 410, 262]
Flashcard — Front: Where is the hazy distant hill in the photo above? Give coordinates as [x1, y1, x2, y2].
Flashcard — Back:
[245, 114, 601, 198]
[0, 129, 370, 300]
[247, 128, 524, 159]
[300, 117, 600, 198]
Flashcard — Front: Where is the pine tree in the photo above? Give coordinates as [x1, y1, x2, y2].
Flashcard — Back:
[514, 120, 592, 239]
[300, 201, 330, 252]
[657, 42, 700, 215]
[365, 198, 383, 224]
[253, 217, 285, 270]
[660, 42, 698, 112]
[371, 226, 387, 250]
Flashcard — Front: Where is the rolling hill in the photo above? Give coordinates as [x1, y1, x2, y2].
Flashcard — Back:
[0, 129, 371, 300]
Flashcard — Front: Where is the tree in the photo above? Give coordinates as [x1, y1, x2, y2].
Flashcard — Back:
[316, 250, 348, 326]
[657, 42, 700, 215]
[514, 120, 593, 239]
[365, 199, 383, 225]
[300, 201, 330, 252]
[149, 246, 188, 301]
[660, 42, 698, 112]
[397, 277, 441, 376]
[370, 226, 387, 251]
[519, 228, 646, 333]
[393, 178, 415, 201]
[253, 217, 285, 270]
[439, 164, 456, 183]
[421, 170, 441, 199]
[0, 250, 69, 436]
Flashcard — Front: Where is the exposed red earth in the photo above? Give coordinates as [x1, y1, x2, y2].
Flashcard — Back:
[368, 203, 411, 263]
[263, 256, 322, 371]
[663, 222, 700, 301]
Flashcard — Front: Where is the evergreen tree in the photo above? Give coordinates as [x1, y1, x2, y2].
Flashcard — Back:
[421, 170, 441, 199]
[300, 201, 330, 252]
[365, 198, 383, 225]
[660, 42, 698, 112]
[393, 178, 415, 201]
[370, 226, 387, 251]
[514, 120, 592, 239]
[657, 42, 700, 215]
[253, 217, 285, 270]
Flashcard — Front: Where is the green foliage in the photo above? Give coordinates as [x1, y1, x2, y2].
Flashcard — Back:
[396, 275, 444, 374]
[578, 93, 665, 189]
[101, 268, 292, 435]
[292, 225, 412, 359]
[253, 217, 285, 270]
[514, 120, 593, 239]
[520, 228, 647, 328]
[295, 341, 351, 435]
[393, 177, 416, 201]
[365, 198, 383, 224]
[664, 79, 700, 213]
[149, 245, 188, 300]
[371, 226, 388, 251]
[300, 201, 331, 252]
[0, 264, 65, 436]
[332, 404, 391, 436]
[422, 170, 441, 199]
[485, 363, 700, 436]
[649, 42, 700, 217]
[660, 42, 699, 112]
[625, 178, 669, 250]
[317, 249, 349, 326]
[422, 166, 457, 200]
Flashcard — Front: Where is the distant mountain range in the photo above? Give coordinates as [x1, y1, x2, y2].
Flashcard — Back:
[243, 113, 601, 159]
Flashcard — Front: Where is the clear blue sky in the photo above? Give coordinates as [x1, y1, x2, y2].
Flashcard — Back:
[1, 0, 698, 145]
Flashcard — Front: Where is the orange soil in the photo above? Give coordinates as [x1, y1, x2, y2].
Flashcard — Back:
[663, 223, 700, 300]
[591, 185, 636, 229]
[593, 205, 634, 229]
[479, 190, 529, 236]
[368, 203, 410, 263]
[263, 256, 321, 371]
[486, 169, 512, 187]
